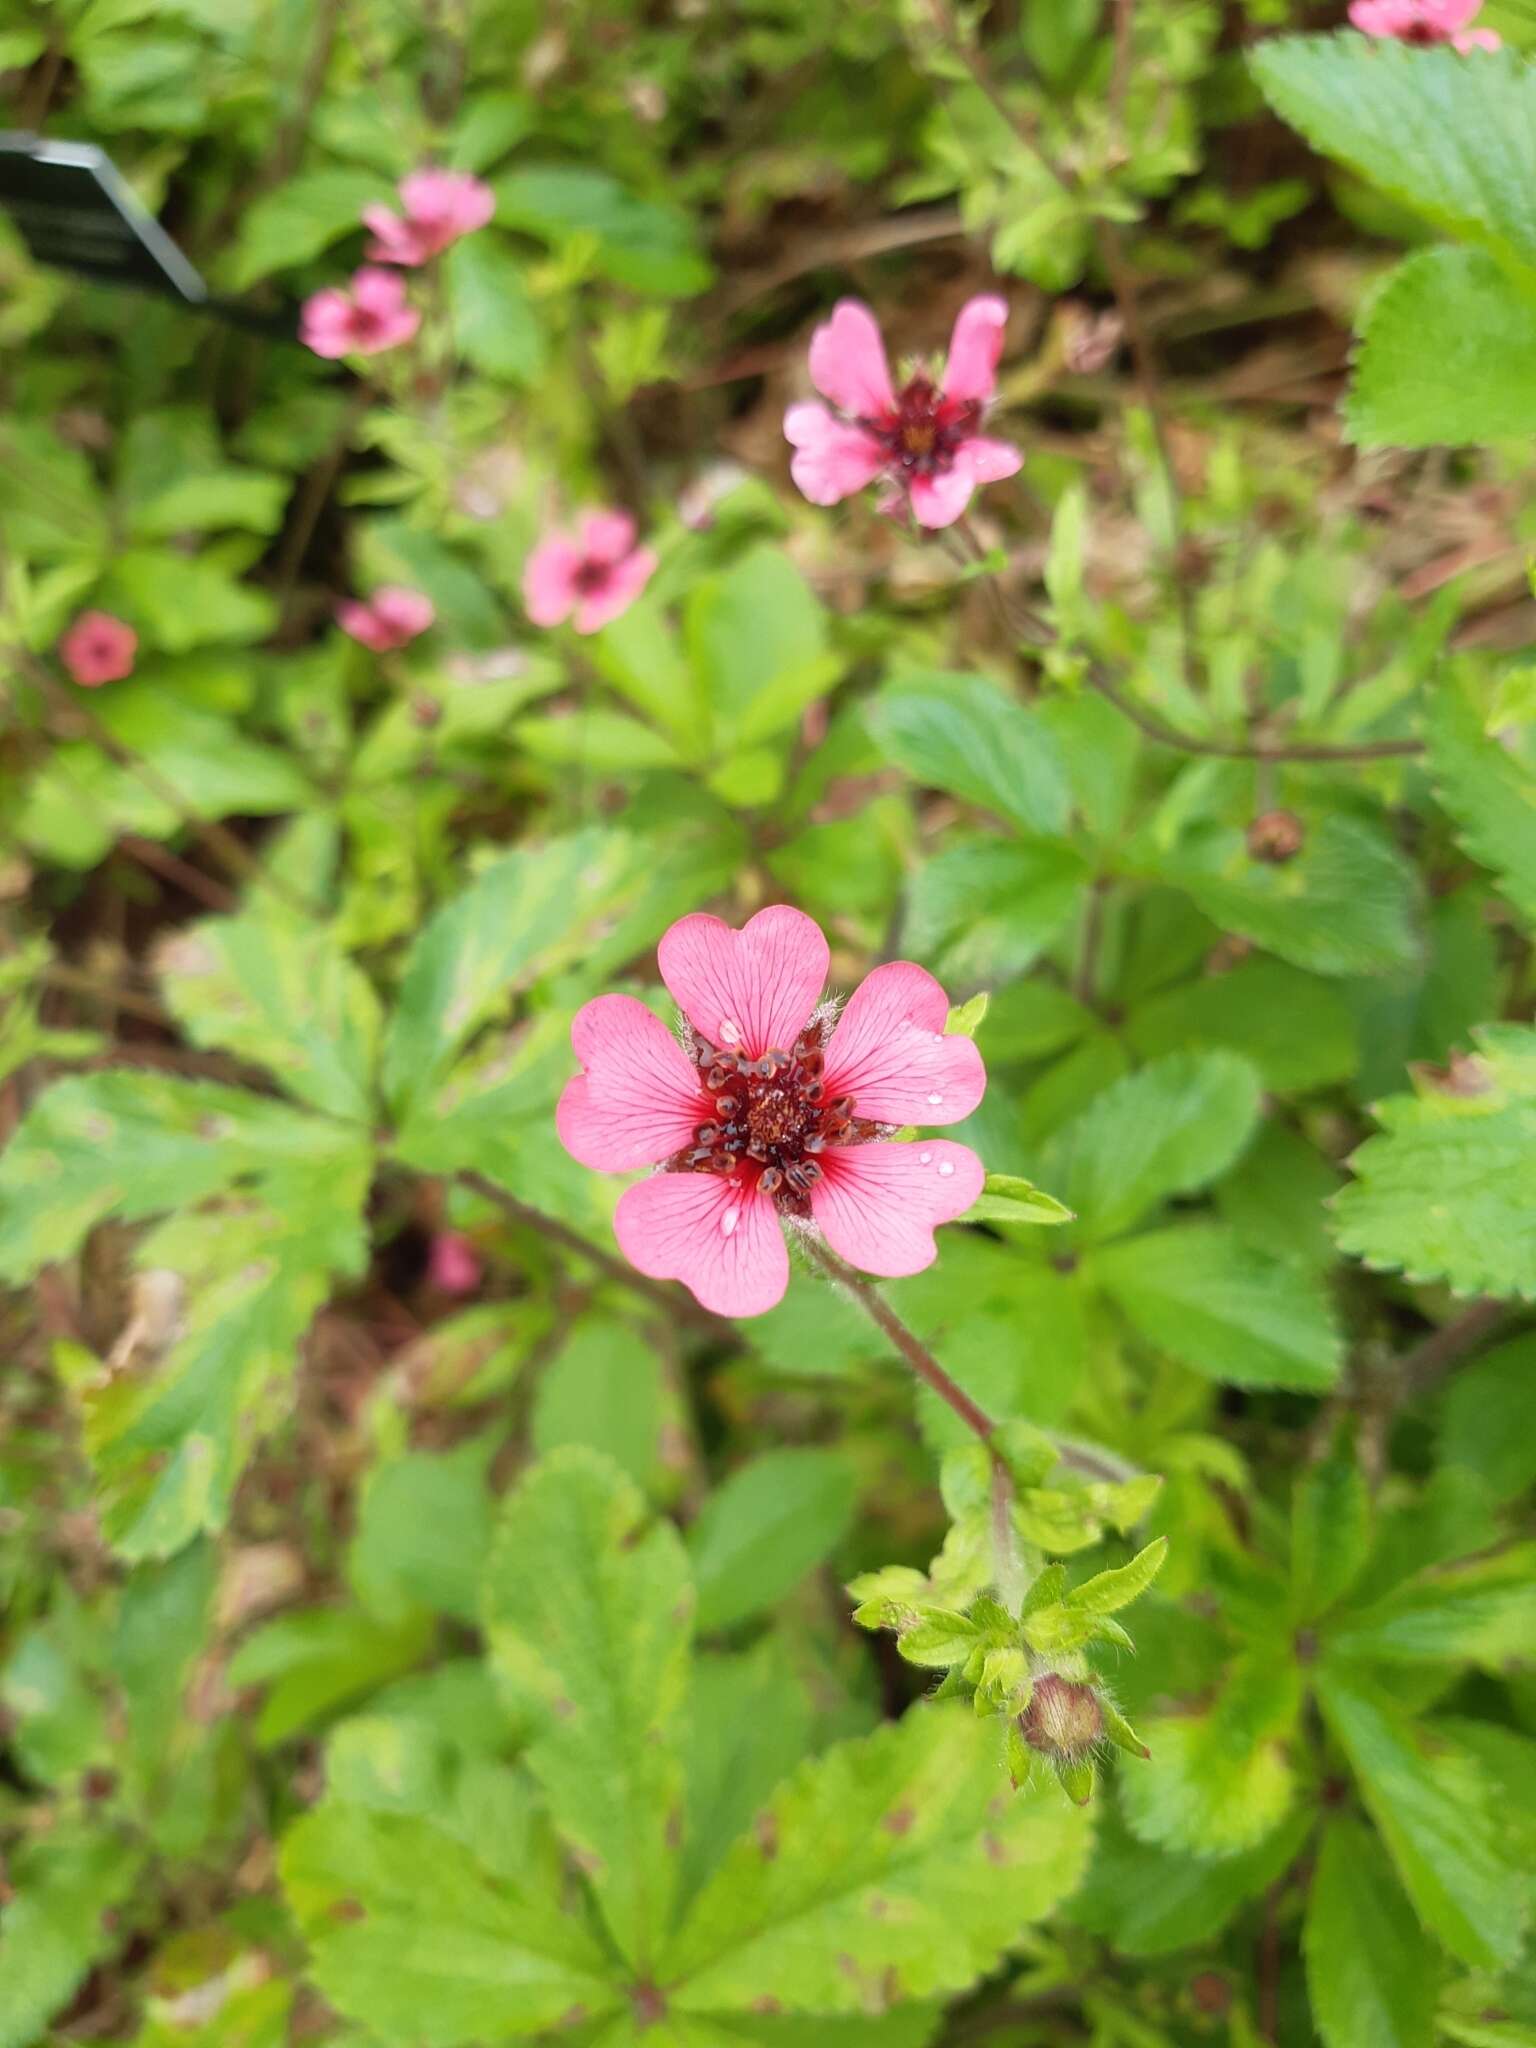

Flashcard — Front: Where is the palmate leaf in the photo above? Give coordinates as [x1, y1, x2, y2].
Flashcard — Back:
[483, 1449, 693, 1978]
[1331, 1024, 1536, 1299]
[1428, 669, 1536, 926]
[1305, 1817, 1436, 2048]
[382, 828, 636, 1117]
[686, 1447, 858, 1634]
[283, 1799, 621, 2042]
[155, 907, 382, 1123]
[1251, 39, 1536, 269]
[1324, 1545, 1536, 1671]
[0, 1071, 348, 1283]
[81, 1148, 372, 1560]
[662, 1703, 1091, 2016]
[1119, 1653, 1300, 1859]
[867, 670, 1072, 837]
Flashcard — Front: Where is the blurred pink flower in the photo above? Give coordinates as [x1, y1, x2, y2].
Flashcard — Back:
[1348, 0, 1499, 46]
[300, 268, 422, 358]
[336, 586, 435, 651]
[555, 905, 986, 1317]
[522, 511, 657, 635]
[363, 168, 496, 266]
[60, 610, 137, 686]
[428, 1230, 482, 1295]
[784, 295, 1022, 529]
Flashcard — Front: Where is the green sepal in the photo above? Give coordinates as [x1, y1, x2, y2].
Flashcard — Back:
[1100, 1697, 1152, 1760]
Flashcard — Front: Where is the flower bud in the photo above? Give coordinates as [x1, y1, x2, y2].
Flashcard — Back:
[1246, 809, 1305, 865]
[1019, 1674, 1102, 1760]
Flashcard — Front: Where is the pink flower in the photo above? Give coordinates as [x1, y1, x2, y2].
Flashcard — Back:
[300, 268, 422, 358]
[428, 1230, 482, 1295]
[784, 296, 1023, 529]
[59, 610, 136, 687]
[1348, 0, 1499, 47]
[556, 906, 987, 1317]
[522, 511, 658, 635]
[336, 586, 435, 651]
[363, 168, 496, 267]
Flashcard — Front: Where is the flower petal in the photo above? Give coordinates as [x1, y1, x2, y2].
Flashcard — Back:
[579, 509, 637, 563]
[784, 404, 888, 507]
[811, 1140, 984, 1278]
[555, 993, 709, 1171]
[522, 535, 584, 626]
[658, 906, 829, 1060]
[960, 435, 1024, 484]
[574, 546, 657, 635]
[614, 1173, 788, 1316]
[807, 300, 895, 417]
[907, 464, 978, 529]
[942, 294, 1009, 405]
[823, 960, 987, 1126]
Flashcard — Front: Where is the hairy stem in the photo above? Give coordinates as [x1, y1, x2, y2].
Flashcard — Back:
[804, 1236, 1000, 1441]
[1084, 664, 1425, 763]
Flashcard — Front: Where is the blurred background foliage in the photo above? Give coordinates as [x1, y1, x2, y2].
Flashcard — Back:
[1, 0, 1534, 2045]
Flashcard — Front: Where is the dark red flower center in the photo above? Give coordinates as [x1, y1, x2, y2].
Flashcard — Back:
[668, 1022, 880, 1214]
[573, 557, 615, 595]
[864, 374, 982, 478]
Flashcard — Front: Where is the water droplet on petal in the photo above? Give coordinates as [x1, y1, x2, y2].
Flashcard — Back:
[937, 1160, 955, 1178]
[926, 1093, 943, 1106]
[919, 1151, 933, 1165]
[718, 1019, 741, 1044]
[721, 1207, 739, 1237]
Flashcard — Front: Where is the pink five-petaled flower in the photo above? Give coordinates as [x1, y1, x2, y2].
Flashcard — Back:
[300, 268, 422, 359]
[522, 511, 658, 635]
[556, 906, 987, 1318]
[60, 610, 137, 687]
[336, 586, 435, 652]
[363, 168, 496, 267]
[1348, 0, 1499, 47]
[784, 295, 1023, 529]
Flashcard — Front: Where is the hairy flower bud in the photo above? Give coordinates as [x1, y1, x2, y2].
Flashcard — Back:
[1246, 809, 1305, 865]
[1020, 1674, 1103, 1760]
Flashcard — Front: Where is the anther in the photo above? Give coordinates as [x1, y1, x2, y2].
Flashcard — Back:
[759, 1165, 784, 1196]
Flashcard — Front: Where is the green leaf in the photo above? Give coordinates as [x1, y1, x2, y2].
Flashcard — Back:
[483, 1450, 692, 1974]
[902, 836, 1088, 986]
[1316, 1667, 1526, 1968]
[1251, 39, 1536, 270]
[82, 1145, 372, 1558]
[1043, 1051, 1264, 1243]
[1070, 1800, 1307, 1957]
[228, 168, 395, 286]
[895, 1611, 982, 1670]
[1331, 1024, 1536, 1298]
[662, 1704, 1091, 2013]
[349, 1444, 494, 1626]
[682, 1646, 814, 1913]
[532, 1312, 684, 1498]
[494, 164, 712, 296]
[1127, 957, 1360, 1094]
[1428, 669, 1536, 925]
[1348, 247, 1536, 447]
[155, 909, 381, 1123]
[688, 1448, 858, 1634]
[1166, 814, 1419, 977]
[382, 829, 633, 1116]
[1292, 1444, 1372, 1621]
[228, 1606, 434, 1749]
[0, 1071, 345, 1282]
[1305, 1817, 1435, 2048]
[1440, 1333, 1536, 1506]
[447, 233, 546, 384]
[867, 672, 1071, 837]
[104, 549, 278, 651]
[1325, 1546, 1536, 1670]
[686, 548, 840, 753]
[282, 1798, 621, 2042]
[961, 1173, 1074, 1227]
[1064, 1537, 1167, 1616]
[1093, 1223, 1344, 1390]
[128, 467, 290, 540]
[1120, 1654, 1299, 1858]
[0, 1829, 143, 2048]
